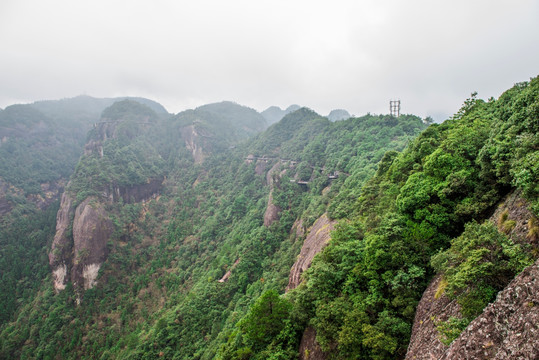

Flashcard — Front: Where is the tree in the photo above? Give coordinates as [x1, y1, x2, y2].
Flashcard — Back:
[239, 290, 292, 350]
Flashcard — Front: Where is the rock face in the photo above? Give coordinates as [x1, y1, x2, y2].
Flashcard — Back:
[71, 197, 113, 290]
[181, 124, 206, 164]
[49, 179, 162, 293]
[299, 326, 328, 360]
[441, 259, 539, 359]
[405, 275, 461, 360]
[49, 194, 113, 292]
[490, 190, 535, 246]
[263, 192, 281, 227]
[287, 213, 336, 291]
[263, 162, 282, 227]
[0, 179, 65, 216]
[105, 177, 164, 204]
[49, 192, 76, 291]
[405, 191, 539, 359]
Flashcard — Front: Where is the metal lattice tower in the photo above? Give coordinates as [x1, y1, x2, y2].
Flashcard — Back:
[390, 100, 400, 117]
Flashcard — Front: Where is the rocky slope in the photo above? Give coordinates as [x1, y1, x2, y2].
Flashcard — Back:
[49, 101, 164, 294]
[406, 191, 539, 359]
[287, 213, 336, 291]
[263, 162, 282, 227]
[441, 258, 539, 359]
[298, 326, 328, 360]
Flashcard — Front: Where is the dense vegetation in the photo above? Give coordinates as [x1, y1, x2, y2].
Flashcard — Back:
[233, 78, 537, 359]
[0, 97, 168, 326]
[0, 76, 537, 360]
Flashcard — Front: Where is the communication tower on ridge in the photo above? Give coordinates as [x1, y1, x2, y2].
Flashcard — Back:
[390, 100, 401, 117]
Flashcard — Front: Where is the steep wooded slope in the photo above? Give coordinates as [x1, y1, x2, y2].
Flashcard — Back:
[0, 104, 426, 359]
[0, 96, 167, 324]
[1, 76, 536, 360]
[275, 77, 538, 360]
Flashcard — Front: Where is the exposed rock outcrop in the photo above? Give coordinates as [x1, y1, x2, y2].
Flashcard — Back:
[299, 326, 328, 360]
[440, 259, 539, 359]
[49, 194, 113, 292]
[71, 197, 113, 290]
[263, 162, 283, 227]
[218, 259, 240, 283]
[287, 213, 336, 291]
[263, 192, 281, 227]
[0, 179, 65, 216]
[49, 179, 162, 293]
[406, 191, 539, 359]
[292, 218, 305, 238]
[181, 124, 206, 164]
[490, 190, 536, 246]
[49, 192, 76, 291]
[0, 179, 12, 216]
[104, 177, 164, 204]
[405, 275, 461, 360]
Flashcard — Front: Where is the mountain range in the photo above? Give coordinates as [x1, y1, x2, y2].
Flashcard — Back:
[0, 77, 538, 360]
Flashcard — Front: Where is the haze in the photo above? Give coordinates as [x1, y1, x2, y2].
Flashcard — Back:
[1, 0, 538, 121]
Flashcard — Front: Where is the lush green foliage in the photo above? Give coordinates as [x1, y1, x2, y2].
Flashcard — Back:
[432, 221, 532, 316]
[264, 78, 538, 359]
[0, 204, 58, 324]
[0, 77, 537, 360]
[0, 105, 84, 194]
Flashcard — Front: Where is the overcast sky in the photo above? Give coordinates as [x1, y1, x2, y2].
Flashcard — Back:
[1, 0, 538, 120]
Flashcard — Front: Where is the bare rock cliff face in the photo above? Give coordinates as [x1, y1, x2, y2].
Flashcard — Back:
[405, 275, 461, 360]
[299, 326, 328, 360]
[406, 191, 538, 359]
[0, 179, 65, 216]
[0, 179, 12, 216]
[49, 194, 113, 292]
[104, 177, 164, 204]
[287, 213, 336, 291]
[263, 162, 283, 227]
[49, 178, 162, 293]
[71, 197, 113, 290]
[290, 213, 336, 358]
[181, 124, 206, 164]
[441, 259, 539, 359]
[49, 192, 76, 291]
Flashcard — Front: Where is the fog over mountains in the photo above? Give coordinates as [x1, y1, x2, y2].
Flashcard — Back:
[0, 76, 538, 359]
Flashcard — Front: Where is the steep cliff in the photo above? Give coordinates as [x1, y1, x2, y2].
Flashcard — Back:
[287, 213, 336, 291]
[405, 275, 461, 360]
[298, 327, 328, 360]
[48, 194, 114, 292]
[0, 179, 12, 216]
[406, 191, 539, 359]
[49, 100, 164, 293]
[71, 197, 113, 290]
[263, 162, 282, 227]
[49, 192, 76, 291]
[439, 259, 539, 359]
[180, 124, 207, 164]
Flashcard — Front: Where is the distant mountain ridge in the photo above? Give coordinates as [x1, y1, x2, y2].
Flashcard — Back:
[327, 108, 351, 121]
[31, 95, 169, 118]
[0, 77, 537, 360]
[261, 104, 301, 125]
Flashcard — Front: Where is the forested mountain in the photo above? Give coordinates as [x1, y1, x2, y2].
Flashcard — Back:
[327, 109, 351, 122]
[261, 105, 301, 126]
[0, 77, 538, 360]
[0, 96, 169, 326]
